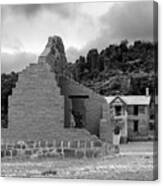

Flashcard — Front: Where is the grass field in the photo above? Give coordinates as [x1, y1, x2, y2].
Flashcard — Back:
[1, 141, 157, 180]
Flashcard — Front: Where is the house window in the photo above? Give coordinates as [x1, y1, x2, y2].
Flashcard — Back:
[115, 105, 122, 116]
[139, 105, 145, 114]
[127, 106, 134, 115]
[134, 105, 139, 116]
[133, 120, 139, 132]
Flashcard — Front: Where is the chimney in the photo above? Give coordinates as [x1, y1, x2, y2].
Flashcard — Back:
[146, 88, 149, 96]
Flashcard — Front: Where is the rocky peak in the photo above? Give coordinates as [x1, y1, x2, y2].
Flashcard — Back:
[39, 35, 67, 75]
[46, 36, 65, 55]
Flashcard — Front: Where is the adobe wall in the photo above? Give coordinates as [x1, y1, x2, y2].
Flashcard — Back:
[2, 62, 65, 143]
[2, 63, 101, 144]
[38, 35, 113, 142]
[59, 76, 113, 143]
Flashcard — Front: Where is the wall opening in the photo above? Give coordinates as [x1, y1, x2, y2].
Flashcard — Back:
[134, 105, 139, 116]
[133, 120, 139, 132]
[65, 95, 89, 128]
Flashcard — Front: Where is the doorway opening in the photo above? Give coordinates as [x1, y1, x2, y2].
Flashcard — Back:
[68, 95, 89, 128]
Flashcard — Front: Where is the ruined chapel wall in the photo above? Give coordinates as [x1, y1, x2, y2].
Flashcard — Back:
[59, 76, 112, 137]
[38, 35, 112, 139]
[2, 62, 65, 143]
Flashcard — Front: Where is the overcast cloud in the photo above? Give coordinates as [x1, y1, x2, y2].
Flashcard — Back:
[1, 1, 154, 73]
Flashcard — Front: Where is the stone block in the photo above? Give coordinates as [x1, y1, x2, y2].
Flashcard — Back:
[12, 149, 17, 156]
[94, 149, 102, 158]
[15, 144, 21, 149]
[70, 141, 78, 148]
[6, 144, 14, 150]
[76, 150, 85, 158]
[33, 149, 39, 154]
[57, 148, 62, 154]
[47, 141, 54, 148]
[94, 140, 102, 147]
[1, 144, 7, 150]
[40, 141, 46, 148]
[102, 112, 109, 119]
[56, 140, 61, 148]
[63, 140, 68, 148]
[120, 137, 128, 144]
[102, 103, 108, 110]
[47, 150, 60, 158]
[1, 150, 5, 158]
[42, 149, 48, 154]
[86, 149, 94, 158]
[25, 150, 32, 156]
[26, 140, 35, 146]
[64, 149, 76, 158]
[79, 140, 85, 148]
[86, 141, 91, 148]
[6, 150, 11, 156]
[35, 141, 40, 148]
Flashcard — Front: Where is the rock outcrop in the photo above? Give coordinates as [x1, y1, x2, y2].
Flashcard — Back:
[39, 36, 67, 78]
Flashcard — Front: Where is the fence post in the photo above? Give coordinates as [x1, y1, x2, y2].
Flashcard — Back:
[67, 141, 70, 149]
[90, 141, 94, 149]
[61, 141, 64, 157]
[10, 150, 12, 160]
[53, 139, 56, 148]
[84, 141, 87, 158]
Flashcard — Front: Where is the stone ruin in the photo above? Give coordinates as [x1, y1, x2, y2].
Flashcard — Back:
[1, 36, 113, 159]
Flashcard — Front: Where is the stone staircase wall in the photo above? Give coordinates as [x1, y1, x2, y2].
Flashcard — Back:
[2, 62, 65, 143]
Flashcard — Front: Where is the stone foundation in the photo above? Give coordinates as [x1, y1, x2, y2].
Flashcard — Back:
[1, 139, 114, 160]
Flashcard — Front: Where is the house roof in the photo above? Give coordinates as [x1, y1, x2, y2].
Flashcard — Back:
[105, 95, 151, 105]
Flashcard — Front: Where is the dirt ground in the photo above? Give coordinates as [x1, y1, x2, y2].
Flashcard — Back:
[1, 141, 157, 180]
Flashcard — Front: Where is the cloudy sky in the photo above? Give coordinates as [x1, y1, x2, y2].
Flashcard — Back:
[1, 1, 154, 73]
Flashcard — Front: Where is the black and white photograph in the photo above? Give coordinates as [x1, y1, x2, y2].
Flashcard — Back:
[1, 0, 158, 181]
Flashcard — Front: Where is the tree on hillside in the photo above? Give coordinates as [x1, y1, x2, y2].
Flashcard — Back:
[1, 72, 18, 128]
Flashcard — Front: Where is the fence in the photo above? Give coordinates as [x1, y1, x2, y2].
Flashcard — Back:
[1, 139, 115, 160]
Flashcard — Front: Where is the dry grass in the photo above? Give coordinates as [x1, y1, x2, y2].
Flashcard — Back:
[1, 141, 156, 180]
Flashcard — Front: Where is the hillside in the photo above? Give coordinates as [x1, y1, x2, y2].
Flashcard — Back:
[67, 40, 158, 96]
